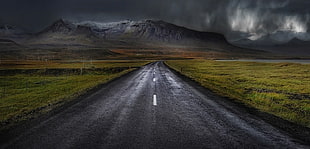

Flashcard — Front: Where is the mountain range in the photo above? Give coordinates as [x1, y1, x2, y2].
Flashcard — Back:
[231, 35, 310, 56]
[25, 19, 234, 49]
[2, 19, 309, 59]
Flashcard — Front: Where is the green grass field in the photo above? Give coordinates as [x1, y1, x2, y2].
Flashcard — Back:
[165, 60, 310, 127]
[0, 60, 150, 130]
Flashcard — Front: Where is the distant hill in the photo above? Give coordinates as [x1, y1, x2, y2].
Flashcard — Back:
[269, 38, 310, 55]
[231, 34, 283, 47]
[232, 36, 310, 56]
[0, 39, 21, 49]
[0, 24, 31, 43]
[281, 38, 310, 46]
[0, 39, 25, 59]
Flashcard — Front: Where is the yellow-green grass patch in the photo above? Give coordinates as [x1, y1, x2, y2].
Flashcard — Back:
[0, 60, 151, 130]
[165, 60, 310, 127]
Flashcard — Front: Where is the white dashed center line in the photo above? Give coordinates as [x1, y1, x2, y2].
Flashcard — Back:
[153, 78, 156, 82]
[153, 95, 157, 106]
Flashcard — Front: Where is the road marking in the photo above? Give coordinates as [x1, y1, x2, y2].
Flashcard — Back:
[153, 71, 155, 74]
[153, 78, 156, 82]
[153, 94, 157, 106]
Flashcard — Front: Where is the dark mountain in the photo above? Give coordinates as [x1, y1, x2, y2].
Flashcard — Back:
[27, 19, 97, 47]
[139, 20, 226, 43]
[254, 34, 282, 46]
[270, 38, 310, 55]
[283, 37, 310, 46]
[230, 38, 254, 46]
[29, 19, 243, 52]
[232, 34, 283, 47]
[0, 24, 29, 42]
[0, 25, 23, 35]
[232, 36, 310, 56]
[74, 25, 93, 35]
[76, 20, 228, 45]
[37, 19, 75, 35]
[0, 19, 269, 60]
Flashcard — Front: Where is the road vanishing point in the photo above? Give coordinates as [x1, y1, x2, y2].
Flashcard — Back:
[1, 62, 309, 149]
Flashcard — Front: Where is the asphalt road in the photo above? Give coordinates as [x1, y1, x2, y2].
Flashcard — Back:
[1, 61, 309, 149]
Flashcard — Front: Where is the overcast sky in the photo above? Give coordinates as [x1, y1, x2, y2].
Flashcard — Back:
[0, 0, 309, 41]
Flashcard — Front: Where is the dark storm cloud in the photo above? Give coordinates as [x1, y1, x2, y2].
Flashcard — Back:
[0, 0, 309, 40]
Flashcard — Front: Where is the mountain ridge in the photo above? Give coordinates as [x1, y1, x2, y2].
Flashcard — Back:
[282, 37, 310, 46]
[0, 19, 272, 60]
[26, 19, 245, 53]
[36, 19, 229, 44]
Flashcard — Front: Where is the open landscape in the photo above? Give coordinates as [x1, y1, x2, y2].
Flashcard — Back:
[1, 0, 310, 148]
[0, 60, 150, 130]
[166, 60, 310, 127]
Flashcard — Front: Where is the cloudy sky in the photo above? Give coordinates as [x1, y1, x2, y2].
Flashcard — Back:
[0, 0, 309, 41]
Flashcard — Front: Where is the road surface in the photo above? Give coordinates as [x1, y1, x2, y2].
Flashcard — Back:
[1, 62, 309, 149]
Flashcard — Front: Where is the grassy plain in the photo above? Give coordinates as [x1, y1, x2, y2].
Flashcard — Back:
[0, 60, 150, 130]
[165, 60, 310, 127]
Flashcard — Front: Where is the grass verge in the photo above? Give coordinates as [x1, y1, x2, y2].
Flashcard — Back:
[0, 60, 151, 130]
[165, 60, 310, 127]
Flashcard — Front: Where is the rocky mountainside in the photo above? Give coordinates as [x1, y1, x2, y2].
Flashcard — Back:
[76, 20, 228, 43]
[31, 19, 231, 48]
[37, 19, 75, 34]
[0, 19, 272, 60]
[23, 19, 250, 54]
[0, 19, 269, 60]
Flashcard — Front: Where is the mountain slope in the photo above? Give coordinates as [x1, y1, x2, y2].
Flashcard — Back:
[232, 34, 283, 47]
[28, 19, 237, 49]
[37, 19, 75, 35]
[0, 24, 30, 43]
[270, 38, 310, 55]
[232, 36, 310, 56]
[0, 19, 270, 60]
[282, 38, 310, 46]
[75, 20, 230, 46]
[26, 19, 97, 47]
[0, 39, 22, 49]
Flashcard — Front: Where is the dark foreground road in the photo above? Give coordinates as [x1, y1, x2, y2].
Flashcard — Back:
[1, 62, 309, 149]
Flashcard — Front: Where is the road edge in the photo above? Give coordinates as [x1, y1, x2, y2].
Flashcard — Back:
[163, 61, 310, 145]
[0, 62, 153, 145]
